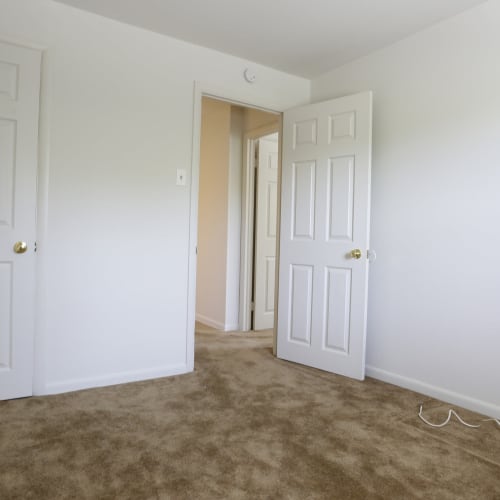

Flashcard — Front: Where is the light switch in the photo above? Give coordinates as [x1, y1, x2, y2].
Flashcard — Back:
[176, 168, 187, 186]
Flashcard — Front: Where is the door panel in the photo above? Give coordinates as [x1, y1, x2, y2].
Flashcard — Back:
[277, 92, 372, 380]
[0, 119, 16, 225]
[323, 267, 351, 353]
[328, 156, 354, 241]
[0, 42, 41, 400]
[288, 264, 313, 345]
[254, 135, 279, 330]
[292, 161, 315, 239]
[0, 263, 12, 368]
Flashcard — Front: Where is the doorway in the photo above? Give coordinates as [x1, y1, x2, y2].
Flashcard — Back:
[195, 96, 280, 333]
[188, 87, 372, 380]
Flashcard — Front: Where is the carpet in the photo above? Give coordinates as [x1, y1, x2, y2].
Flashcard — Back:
[0, 326, 499, 499]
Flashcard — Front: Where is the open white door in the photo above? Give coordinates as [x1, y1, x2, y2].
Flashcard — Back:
[277, 92, 372, 380]
[0, 42, 41, 399]
[254, 134, 279, 330]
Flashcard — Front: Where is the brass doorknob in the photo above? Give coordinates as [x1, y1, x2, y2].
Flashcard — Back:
[13, 241, 28, 254]
[350, 249, 362, 260]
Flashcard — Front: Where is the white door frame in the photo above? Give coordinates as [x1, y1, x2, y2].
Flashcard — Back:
[239, 124, 280, 332]
[187, 82, 283, 368]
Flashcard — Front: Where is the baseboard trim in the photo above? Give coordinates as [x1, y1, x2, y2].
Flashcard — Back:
[39, 363, 189, 396]
[196, 313, 225, 331]
[366, 365, 500, 419]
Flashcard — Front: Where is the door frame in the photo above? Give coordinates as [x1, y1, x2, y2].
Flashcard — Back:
[239, 124, 280, 332]
[188, 82, 283, 368]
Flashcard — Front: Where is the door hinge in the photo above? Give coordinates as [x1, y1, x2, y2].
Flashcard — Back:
[34, 241, 37, 253]
[251, 301, 255, 311]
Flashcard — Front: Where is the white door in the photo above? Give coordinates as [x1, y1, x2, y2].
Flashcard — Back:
[254, 134, 279, 330]
[0, 42, 41, 399]
[277, 92, 372, 380]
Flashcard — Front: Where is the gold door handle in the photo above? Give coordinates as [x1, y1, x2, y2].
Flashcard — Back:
[350, 249, 362, 260]
[13, 241, 28, 254]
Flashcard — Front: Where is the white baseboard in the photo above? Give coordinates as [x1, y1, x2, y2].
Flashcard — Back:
[366, 365, 500, 419]
[38, 363, 189, 396]
[196, 313, 227, 331]
[195, 314, 239, 332]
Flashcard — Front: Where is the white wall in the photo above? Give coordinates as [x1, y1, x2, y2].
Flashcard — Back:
[311, 0, 500, 417]
[0, 0, 310, 394]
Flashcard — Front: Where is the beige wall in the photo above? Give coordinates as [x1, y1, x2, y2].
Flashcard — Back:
[196, 98, 232, 328]
[244, 108, 280, 132]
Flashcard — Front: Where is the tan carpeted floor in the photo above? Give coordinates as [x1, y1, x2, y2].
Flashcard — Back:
[1, 324, 499, 499]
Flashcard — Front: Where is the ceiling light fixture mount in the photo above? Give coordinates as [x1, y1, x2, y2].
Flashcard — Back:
[243, 68, 256, 84]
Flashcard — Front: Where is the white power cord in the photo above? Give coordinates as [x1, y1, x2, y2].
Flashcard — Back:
[418, 404, 500, 428]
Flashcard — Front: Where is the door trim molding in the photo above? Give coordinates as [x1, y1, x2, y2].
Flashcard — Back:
[34, 48, 53, 395]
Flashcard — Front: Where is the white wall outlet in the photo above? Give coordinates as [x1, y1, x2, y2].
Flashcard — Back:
[176, 168, 187, 186]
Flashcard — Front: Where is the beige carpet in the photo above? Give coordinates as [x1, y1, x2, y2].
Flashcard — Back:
[1, 325, 499, 499]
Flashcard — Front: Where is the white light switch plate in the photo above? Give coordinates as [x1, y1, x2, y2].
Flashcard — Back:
[176, 169, 187, 186]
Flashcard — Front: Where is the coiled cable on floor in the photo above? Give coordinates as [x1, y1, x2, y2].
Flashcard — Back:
[418, 404, 500, 428]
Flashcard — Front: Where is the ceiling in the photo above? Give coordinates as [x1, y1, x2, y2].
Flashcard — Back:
[54, 0, 487, 78]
